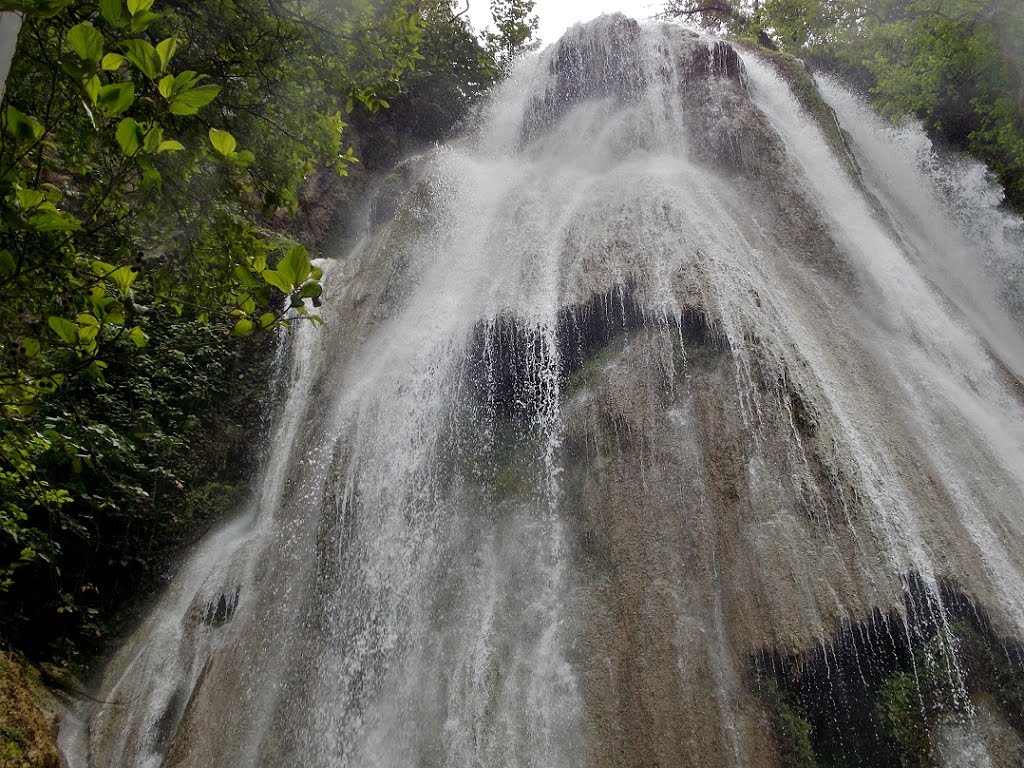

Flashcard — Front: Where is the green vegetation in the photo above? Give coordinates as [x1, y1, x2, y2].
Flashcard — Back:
[667, 0, 1024, 210]
[394, 1, 500, 141]
[486, 0, 540, 72]
[0, 652, 61, 768]
[0, 0, 524, 663]
[758, 675, 819, 768]
[565, 336, 624, 393]
[874, 621, 1024, 767]
[756, 600, 1024, 768]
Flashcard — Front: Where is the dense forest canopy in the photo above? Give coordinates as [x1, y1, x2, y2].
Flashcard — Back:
[666, 0, 1024, 210]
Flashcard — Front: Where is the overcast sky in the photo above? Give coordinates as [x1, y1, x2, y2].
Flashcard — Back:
[465, 0, 667, 47]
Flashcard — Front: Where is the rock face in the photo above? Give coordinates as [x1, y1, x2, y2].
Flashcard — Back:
[67, 15, 1024, 768]
[0, 653, 62, 768]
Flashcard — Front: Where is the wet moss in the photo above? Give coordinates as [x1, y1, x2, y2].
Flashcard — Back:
[565, 336, 625, 394]
[875, 672, 934, 768]
[757, 675, 820, 768]
[754, 576, 1024, 768]
[0, 653, 61, 768]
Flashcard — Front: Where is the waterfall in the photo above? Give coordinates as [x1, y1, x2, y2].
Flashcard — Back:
[64, 15, 1024, 768]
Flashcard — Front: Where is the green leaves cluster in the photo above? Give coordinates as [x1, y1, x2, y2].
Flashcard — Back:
[0, 0, 425, 658]
[486, 0, 540, 74]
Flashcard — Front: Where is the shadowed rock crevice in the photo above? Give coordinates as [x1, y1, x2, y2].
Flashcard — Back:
[464, 282, 725, 425]
[754, 575, 1024, 768]
[202, 587, 241, 627]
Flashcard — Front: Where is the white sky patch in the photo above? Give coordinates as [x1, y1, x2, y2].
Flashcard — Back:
[465, 0, 667, 48]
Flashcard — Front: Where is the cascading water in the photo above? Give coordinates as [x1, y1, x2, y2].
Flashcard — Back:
[63, 15, 1024, 768]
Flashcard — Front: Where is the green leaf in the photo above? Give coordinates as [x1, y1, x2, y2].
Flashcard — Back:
[109, 265, 137, 297]
[128, 326, 148, 347]
[79, 325, 99, 348]
[208, 127, 236, 156]
[68, 22, 104, 62]
[21, 338, 40, 358]
[96, 82, 135, 117]
[115, 117, 143, 155]
[15, 187, 46, 209]
[169, 84, 221, 115]
[121, 38, 161, 80]
[142, 124, 163, 153]
[156, 37, 178, 71]
[259, 312, 276, 329]
[171, 70, 202, 92]
[76, 313, 99, 326]
[126, 0, 154, 13]
[299, 281, 323, 300]
[233, 265, 260, 289]
[48, 316, 79, 345]
[231, 149, 255, 168]
[3, 106, 45, 142]
[0, 251, 16, 278]
[101, 52, 126, 70]
[84, 360, 107, 383]
[99, 0, 126, 27]
[277, 245, 311, 288]
[157, 139, 184, 152]
[139, 158, 161, 188]
[231, 318, 255, 337]
[128, 9, 160, 32]
[84, 75, 102, 104]
[91, 260, 116, 277]
[105, 302, 125, 325]
[261, 269, 291, 294]
[29, 211, 81, 232]
[157, 73, 174, 98]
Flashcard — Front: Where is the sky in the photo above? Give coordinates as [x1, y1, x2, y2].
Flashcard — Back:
[465, 0, 667, 48]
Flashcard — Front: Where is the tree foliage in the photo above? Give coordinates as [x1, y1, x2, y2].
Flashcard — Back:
[0, 0, 425, 659]
[667, 0, 1024, 210]
[382, 0, 500, 143]
[486, 0, 539, 73]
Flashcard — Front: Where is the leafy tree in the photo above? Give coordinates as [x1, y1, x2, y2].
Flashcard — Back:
[486, 0, 539, 73]
[413, 1, 500, 134]
[371, 0, 499, 144]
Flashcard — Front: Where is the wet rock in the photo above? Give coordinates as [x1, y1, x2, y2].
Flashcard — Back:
[754, 575, 1024, 768]
[464, 281, 724, 425]
[203, 587, 241, 628]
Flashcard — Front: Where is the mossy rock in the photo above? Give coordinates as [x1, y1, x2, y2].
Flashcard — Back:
[565, 336, 626, 394]
[734, 42, 861, 184]
[0, 653, 61, 768]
